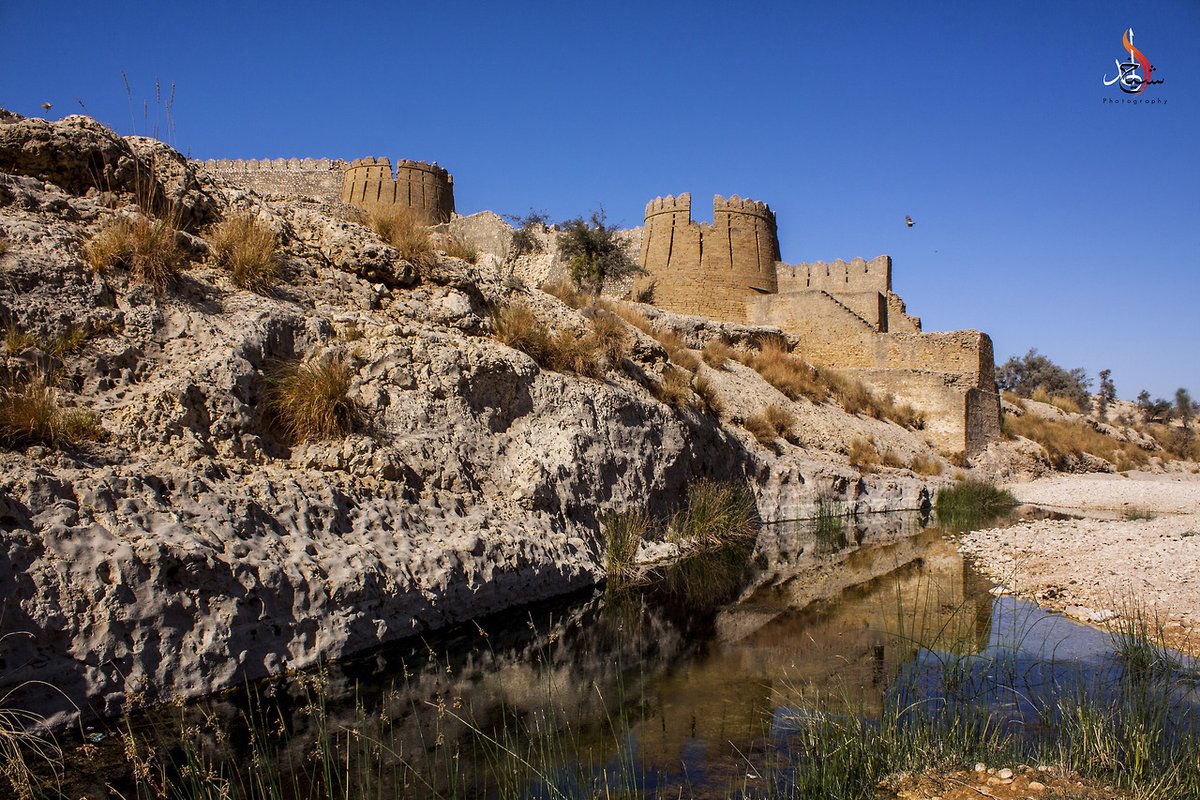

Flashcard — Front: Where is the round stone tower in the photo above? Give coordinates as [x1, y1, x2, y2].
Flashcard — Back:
[340, 157, 455, 224]
[638, 193, 780, 322]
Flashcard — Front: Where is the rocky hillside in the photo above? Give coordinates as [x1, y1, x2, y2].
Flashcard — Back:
[0, 112, 954, 729]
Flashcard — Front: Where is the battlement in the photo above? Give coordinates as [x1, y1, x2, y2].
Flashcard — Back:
[644, 192, 692, 218]
[713, 194, 775, 224]
[777, 255, 891, 294]
[201, 157, 345, 172]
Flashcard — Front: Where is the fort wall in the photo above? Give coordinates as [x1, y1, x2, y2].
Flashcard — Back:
[340, 157, 455, 224]
[199, 158, 346, 203]
[639, 193, 779, 323]
[776, 256, 891, 295]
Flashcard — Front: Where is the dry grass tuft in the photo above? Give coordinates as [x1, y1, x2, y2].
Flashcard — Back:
[611, 304, 653, 335]
[85, 215, 185, 293]
[744, 403, 794, 445]
[1031, 387, 1082, 414]
[1005, 412, 1153, 470]
[742, 340, 827, 403]
[1001, 390, 1027, 410]
[342, 323, 364, 342]
[654, 367, 694, 408]
[541, 279, 589, 310]
[208, 213, 279, 293]
[266, 354, 359, 442]
[0, 375, 102, 447]
[365, 206, 433, 267]
[588, 310, 631, 367]
[48, 325, 88, 358]
[5, 322, 39, 354]
[491, 301, 608, 377]
[848, 437, 882, 472]
[668, 478, 759, 546]
[1143, 423, 1200, 461]
[701, 339, 736, 369]
[825, 370, 923, 429]
[691, 374, 723, 415]
[442, 233, 479, 264]
[0, 235, 8, 258]
[908, 453, 944, 476]
[653, 330, 701, 372]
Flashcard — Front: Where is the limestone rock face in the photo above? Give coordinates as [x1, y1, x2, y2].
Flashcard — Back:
[0, 112, 939, 731]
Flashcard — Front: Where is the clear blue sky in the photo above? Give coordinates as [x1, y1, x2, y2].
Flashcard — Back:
[2, 1, 1197, 400]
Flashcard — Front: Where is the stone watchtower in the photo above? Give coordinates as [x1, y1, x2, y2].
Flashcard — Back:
[340, 157, 455, 224]
[639, 193, 780, 323]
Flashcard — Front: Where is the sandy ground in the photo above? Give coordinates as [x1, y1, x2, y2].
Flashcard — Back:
[958, 470, 1200, 651]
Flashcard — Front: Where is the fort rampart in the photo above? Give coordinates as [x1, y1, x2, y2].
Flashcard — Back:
[200, 158, 346, 203]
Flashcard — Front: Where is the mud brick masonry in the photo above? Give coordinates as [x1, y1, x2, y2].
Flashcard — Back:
[196, 157, 999, 455]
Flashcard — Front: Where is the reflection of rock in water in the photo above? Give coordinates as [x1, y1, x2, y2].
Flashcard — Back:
[61, 516, 993, 799]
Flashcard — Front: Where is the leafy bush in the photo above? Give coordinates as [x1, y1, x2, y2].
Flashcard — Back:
[505, 211, 548, 260]
[998, 349, 1091, 410]
[85, 215, 185, 293]
[668, 478, 759, 546]
[208, 213, 279, 293]
[365, 206, 433, 267]
[556, 210, 642, 295]
[266, 354, 359, 442]
[0, 375, 101, 447]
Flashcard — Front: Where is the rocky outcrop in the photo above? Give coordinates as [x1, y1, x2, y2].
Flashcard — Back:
[0, 112, 939, 730]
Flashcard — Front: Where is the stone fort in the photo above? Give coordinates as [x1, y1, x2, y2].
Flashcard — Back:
[638, 192, 1001, 455]
[195, 155, 999, 455]
[201, 156, 455, 224]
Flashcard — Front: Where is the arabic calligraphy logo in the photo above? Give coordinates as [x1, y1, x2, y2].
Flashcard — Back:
[1103, 28, 1163, 94]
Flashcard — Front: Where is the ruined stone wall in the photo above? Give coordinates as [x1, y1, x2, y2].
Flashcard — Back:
[639, 193, 779, 322]
[199, 158, 346, 203]
[340, 157, 455, 224]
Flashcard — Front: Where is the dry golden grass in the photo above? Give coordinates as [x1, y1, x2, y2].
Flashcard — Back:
[0, 375, 102, 447]
[691, 374, 723, 415]
[441, 233, 479, 264]
[85, 215, 185, 293]
[848, 437, 882, 472]
[0, 235, 8, 258]
[824, 370, 923, 429]
[654, 367, 693, 408]
[880, 449, 904, 468]
[1004, 412, 1153, 470]
[742, 340, 827, 403]
[365, 206, 433, 267]
[1143, 423, 1200, 461]
[701, 338, 735, 369]
[744, 403, 794, 445]
[342, 323, 364, 342]
[610, 304, 654, 335]
[1001, 390, 1027, 409]
[48, 325, 88, 358]
[541, 279, 588, 309]
[1030, 387, 1082, 414]
[588, 310, 631, 367]
[908, 453, 944, 476]
[652, 330, 701, 372]
[5, 322, 39, 354]
[208, 213, 279, 293]
[266, 354, 359, 442]
[491, 301, 608, 377]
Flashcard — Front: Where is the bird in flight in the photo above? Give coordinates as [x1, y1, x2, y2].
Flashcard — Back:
[905, 215, 914, 228]
[40, 102, 52, 111]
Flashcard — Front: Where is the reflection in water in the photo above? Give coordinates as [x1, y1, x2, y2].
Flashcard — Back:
[53, 510, 1199, 799]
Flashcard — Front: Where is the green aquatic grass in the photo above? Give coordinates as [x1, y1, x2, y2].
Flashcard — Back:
[934, 479, 1018, 530]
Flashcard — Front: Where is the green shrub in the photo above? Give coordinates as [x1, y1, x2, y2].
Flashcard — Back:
[668, 478, 758, 547]
[998, 348, 1091, 410]
[266, 354, 359, 442]
[556, 210, 643, 295]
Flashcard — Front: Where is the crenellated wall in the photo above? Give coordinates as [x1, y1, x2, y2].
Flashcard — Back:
[340, 157, 455, 224]
[200, 158, 347, 203]
[640, 188, 1001, 455]
[639, 193, 779, 322]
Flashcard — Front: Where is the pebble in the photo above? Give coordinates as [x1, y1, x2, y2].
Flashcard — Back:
[974, 762, 986, 773]
[1029, 780, 1046, 791]
[997, 767, 1014, 780]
